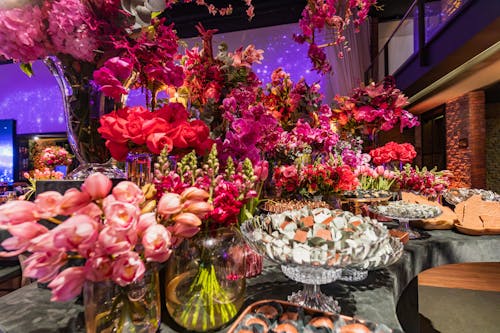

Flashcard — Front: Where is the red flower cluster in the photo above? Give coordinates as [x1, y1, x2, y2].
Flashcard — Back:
[273, 162, 358, 198]
[98, 103, 213, 161]
[333, 76, 419, 133]
[369, 142, 417, 165]
[396, 165, 451, 198]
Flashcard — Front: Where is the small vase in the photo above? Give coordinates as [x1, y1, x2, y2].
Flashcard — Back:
[243, 243, 263, 278]
[165, 227, 246, 332]
[44, 56, 127, 180]
[126, 151, 152, 187]
[84, 266, 161, 333]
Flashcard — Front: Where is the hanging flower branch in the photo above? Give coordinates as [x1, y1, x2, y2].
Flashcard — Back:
[294, 0, 378, 74]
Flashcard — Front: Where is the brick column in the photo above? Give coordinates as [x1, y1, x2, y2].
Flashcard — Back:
[445, 91, 486, 188]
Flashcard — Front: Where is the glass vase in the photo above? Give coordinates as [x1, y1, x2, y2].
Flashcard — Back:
[44, 56, 126, 180]
[126, 151, 152, 187]
[83, 266, 161, 333]
[243, 243, 263, 278]
[165, 227, 246, 332]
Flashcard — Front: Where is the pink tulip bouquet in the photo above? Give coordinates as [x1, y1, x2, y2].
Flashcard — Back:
[0, 172, 211, 302]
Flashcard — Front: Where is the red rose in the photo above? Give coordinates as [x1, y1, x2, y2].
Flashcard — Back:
[105, 140, 129, 161]
[99, 113, 128, 143]
[167, 120, 210, 150]
[155, 103, 189, 124]
[398, 143, 417, 162]
[142, 118, 171, 138]
[146, 133, 173, 155]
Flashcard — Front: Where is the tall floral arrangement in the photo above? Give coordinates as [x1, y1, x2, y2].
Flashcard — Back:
[0, 173, 211, 302]
[293, 0, 378, 74]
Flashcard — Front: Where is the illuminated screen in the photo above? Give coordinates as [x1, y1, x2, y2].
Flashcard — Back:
[0, 119, 15, 184]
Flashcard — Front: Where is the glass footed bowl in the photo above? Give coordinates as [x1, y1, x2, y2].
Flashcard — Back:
[339, 236, 404, 282]
[368, 203, 442, 240]
[241, 210, 394, 314]
[443, 188, 500, 205]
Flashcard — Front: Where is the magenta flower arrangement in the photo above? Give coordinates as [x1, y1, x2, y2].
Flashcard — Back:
[333, 76, 420, 134]
[0, 173, 211, 302]
[293, 0, 378, 74]
[396, 164, 452, 199]
[154, 145, 264, 228]
[39, 146, 73, 168]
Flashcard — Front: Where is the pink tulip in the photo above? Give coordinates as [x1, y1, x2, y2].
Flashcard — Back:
[48, 267, 86, 302]
[84, 256, 113, 282]
[183, 201, 213, 218]
[375, 165, 385, 176]
[180, 187, 209, 201]
[173, 212, 202, 227]
[81, 172, 112, 200]
[35, 191, 63, 218]
[74, 203, 103, 219]
[98, 226, 133, 255]
[168, 223, 200, 239]
[137, 212, 156, 236]
[29, 232, 56, 253]
[157, 193, 182, 217]
[23, 251, 68, 283]
[0, 222, 48, 257]
[0, 200, 37, 225]
[52, 215, 99, 257]
[104, 201, 139, 232]
[112, 181, 144, 206]
[142, 224, 172, 263]
[111, 251, 145, 287]
[59, 189, 91, 215]
[254, 160, 269, 182]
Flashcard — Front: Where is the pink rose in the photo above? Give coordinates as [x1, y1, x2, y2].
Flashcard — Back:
[142, 224, 172, 263]
[52, 215, 99, 257]
[81, 172, 112, 200]
[98, 226, 134, 256]
[157, 193, 182, 218]
[112, 181, 144, 206]
[111, 251, 145, 287]
[104, 201, 139, 232]
[34, 191, 62, 218]
[48, 267, 86, 302]
[23, 251, 68, 284]
[59, 188, 92, 215]
[146, 132, 174, 155]
[84, 256, 113, 282]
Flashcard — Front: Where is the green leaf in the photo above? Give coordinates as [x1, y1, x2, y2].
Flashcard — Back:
[20, 63, 34, 77]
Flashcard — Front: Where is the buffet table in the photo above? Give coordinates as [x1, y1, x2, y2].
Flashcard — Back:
[0, 230, 499, 333]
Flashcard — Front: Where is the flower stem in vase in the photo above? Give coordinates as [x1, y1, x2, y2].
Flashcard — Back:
[178, 264, 237, 331]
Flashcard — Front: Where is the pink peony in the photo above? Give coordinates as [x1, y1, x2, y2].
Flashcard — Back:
[111, 251, 145, 287]
[48, 267, 86, 302]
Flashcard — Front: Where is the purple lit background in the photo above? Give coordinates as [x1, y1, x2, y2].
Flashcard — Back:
[0, 23, 322, 135]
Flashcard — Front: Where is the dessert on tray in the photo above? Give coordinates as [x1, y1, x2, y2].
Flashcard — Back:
[369, 201, 441, 220]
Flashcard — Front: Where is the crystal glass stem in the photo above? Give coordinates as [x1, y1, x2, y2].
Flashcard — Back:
[398, 218, 421, 239]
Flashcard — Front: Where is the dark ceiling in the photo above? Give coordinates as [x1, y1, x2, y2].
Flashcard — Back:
[162, 0, 415, 38]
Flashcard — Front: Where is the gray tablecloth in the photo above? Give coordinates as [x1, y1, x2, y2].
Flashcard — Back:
[0, 230, 499, 333]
